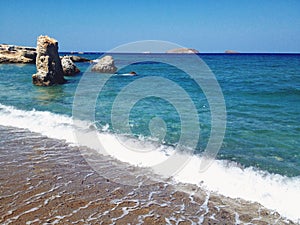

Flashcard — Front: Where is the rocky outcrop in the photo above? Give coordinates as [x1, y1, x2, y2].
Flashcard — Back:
[225, 50, 240, 54]
[91, 55, 117, 73]
[32, 36, 66, 86]
[0, 44, 36, 63]
[0, 43, 92, 65]
[166, 48, 199, 54]
[61, 56, 80, 76]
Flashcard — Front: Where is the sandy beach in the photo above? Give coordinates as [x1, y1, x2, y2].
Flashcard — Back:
[0, 125, 294, 224]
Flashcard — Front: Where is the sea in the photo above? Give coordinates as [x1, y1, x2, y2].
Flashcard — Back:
[0, 53, 299, 223]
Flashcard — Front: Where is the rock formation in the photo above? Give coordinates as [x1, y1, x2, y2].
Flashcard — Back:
[0, 44, 91, 65]
[166, 48, 199, 54]
[61, 56, 80, 76]
[225, 50, 240, 54]
[32, 36, 66, 86]
[0, 44, 36, 63]
[91, 55, 117, 73]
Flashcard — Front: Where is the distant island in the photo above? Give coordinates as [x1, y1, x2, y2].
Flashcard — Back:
[166, 48, 199, 54]
[225, 50, 240, 54]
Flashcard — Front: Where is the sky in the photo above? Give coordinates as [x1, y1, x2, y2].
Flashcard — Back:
[0, 0, 299, 52]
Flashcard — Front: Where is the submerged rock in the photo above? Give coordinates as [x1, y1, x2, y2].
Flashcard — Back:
[61, 56, 80, 76]
[32, 35, 66, 86]
[0, 44, 37, 63]
[166, 48, 199, 54]
[91, 55, 117, 74]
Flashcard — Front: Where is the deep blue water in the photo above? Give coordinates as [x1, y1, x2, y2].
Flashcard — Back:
[0, 53, 299, 177]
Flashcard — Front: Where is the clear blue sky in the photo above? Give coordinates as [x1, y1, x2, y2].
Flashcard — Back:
[1, 0, 299, 52]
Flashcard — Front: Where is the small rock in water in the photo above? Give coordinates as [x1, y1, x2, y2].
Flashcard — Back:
[69, 55, 90, 62]
[91, 55, 117, 74]
[129, 71, 137, 75]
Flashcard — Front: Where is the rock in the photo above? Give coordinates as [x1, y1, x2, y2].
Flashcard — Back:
[61, 56, 80, 76]
[91, 55, 117, 73]
[0, 43, 91, 65]
[32, 35, 66, 86]
[225, 50, 240, 54]
[166, 48, 199, 54]
[70, 55, 91, 62]
[0, 44, 37, 63]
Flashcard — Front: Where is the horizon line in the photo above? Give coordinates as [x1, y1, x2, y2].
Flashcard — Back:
[58, 51, 300, 54]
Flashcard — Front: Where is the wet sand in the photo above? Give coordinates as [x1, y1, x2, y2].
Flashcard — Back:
[0, 125, 295, 224]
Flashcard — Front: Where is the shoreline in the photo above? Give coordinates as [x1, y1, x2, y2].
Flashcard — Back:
[0, 125, 296, 224]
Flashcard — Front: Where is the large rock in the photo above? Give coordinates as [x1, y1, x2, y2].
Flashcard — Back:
[0, 44, 36, 63]
[32, 36, 66, 86]
[91, 55, 117, 73]
[166, 48, 199, 54]
[61, 56, 80, 76]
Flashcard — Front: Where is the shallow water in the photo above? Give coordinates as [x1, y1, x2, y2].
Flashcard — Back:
[0, 53, 299, 176]
[0, 125, 294, 224]
[0, 53, 299, 222]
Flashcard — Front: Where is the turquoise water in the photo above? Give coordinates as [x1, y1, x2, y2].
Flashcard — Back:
[0, 53, 299, 177]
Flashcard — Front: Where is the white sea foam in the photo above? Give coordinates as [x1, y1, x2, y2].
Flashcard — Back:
[0, 103, 299, 223]
[0, 105, 77, 142]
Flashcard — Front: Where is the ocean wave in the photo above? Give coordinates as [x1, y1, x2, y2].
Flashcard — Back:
[0, 103, 299, 223]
